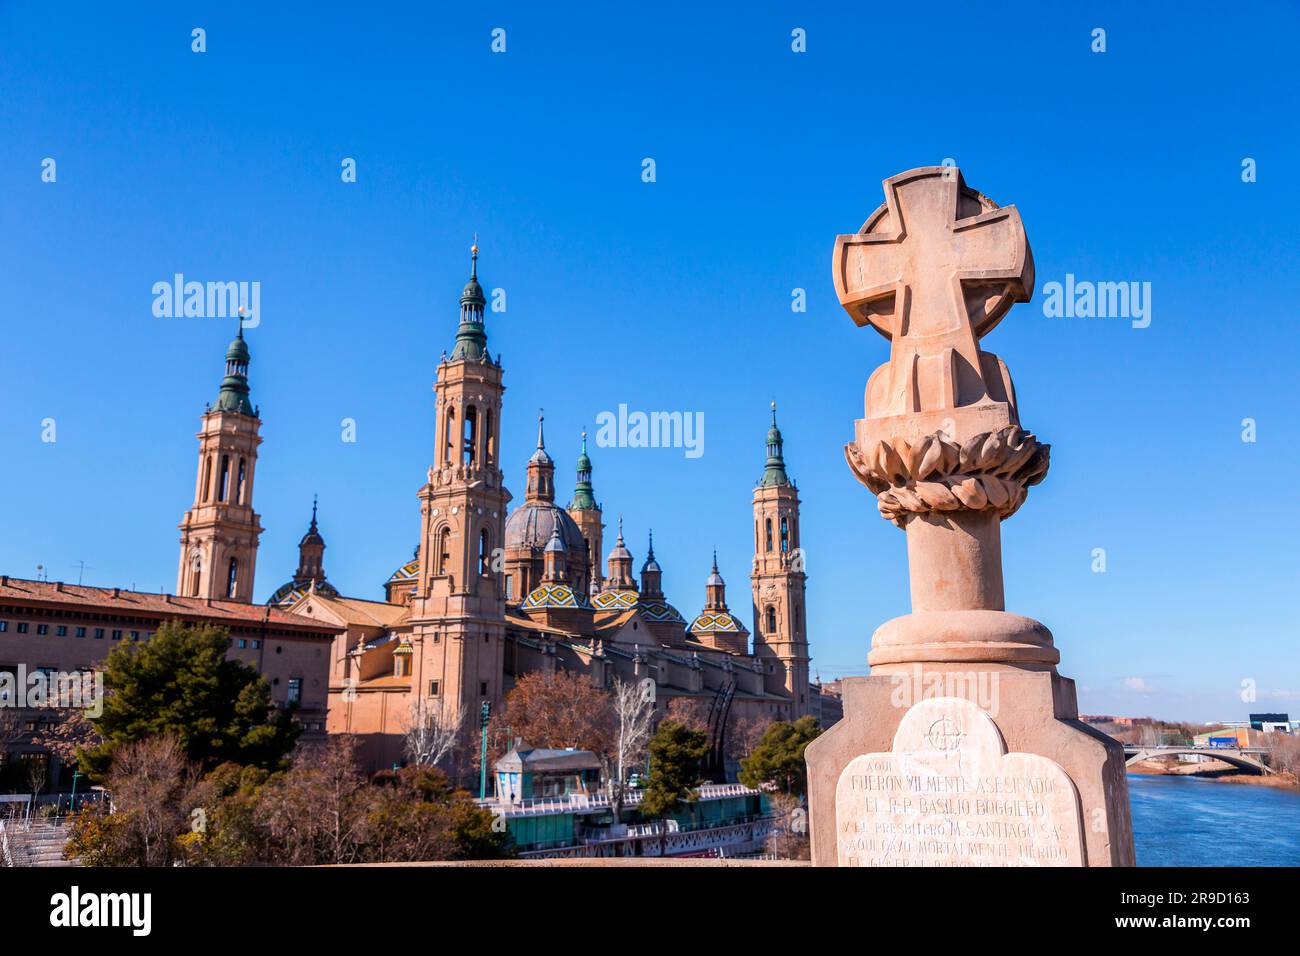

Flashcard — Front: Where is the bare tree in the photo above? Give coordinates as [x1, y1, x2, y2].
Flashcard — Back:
[763, 792, 811, 860]
[401, 701, 465, 770]
[0, 708, 24, 768]
[605, 678, 655, 827]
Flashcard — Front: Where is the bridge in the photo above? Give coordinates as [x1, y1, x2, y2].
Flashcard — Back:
[1123, 744, 1273, 774]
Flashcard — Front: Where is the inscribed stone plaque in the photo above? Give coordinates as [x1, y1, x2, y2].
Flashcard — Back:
[835, 696, 1084, 866]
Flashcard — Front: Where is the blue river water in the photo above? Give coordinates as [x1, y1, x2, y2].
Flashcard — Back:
[1129, 773, 1300, 866]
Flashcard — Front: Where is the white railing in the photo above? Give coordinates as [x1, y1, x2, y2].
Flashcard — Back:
[481, 782, 760, 817]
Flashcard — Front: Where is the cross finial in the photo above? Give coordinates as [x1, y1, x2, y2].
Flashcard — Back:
[537, 409, 545, 449]
[470, 233, 479, 278]
[833, 166, 1033, 418]
[311, 493, 318, 526]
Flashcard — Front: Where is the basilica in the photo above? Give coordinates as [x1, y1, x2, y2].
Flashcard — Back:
[173, 246, 827, 769]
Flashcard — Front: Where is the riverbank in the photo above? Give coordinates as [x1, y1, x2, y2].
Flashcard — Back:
[1128, 757, 1300, 790]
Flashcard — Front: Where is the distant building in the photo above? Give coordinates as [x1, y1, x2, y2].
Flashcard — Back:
[0, 576, 338, 790]
[494, 746, 602, 803]
[810, 677, 844, 727]
[1249, 713, 1290, 732]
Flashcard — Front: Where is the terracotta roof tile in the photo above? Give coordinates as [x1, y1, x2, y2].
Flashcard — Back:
[0, 576, 339, 638]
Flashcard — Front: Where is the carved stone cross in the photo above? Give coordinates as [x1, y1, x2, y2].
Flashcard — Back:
[833, 167, 1034, 420]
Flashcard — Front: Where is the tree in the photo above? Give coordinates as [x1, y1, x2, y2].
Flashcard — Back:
[500, 670, 613, 755]
[36, 708, 100, 770]
[78, 621, 300, 779]
[257, 735, 368, 866]
[0, 708, 24, 787]
[640, 720, 708, 854]
[604, 678, 654, 827]
[64, 736, 201, 866]
[762, 792, 811, 861]
[739, 716, 821, 797]
[401, 701, 464, 769]
[664, 696, 709, 732]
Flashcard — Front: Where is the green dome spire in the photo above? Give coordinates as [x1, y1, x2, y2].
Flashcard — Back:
[450, 238, 490, 362]
[213, 317, 256, 416]
[569, 429, 598, 511]
[758, 400, 790, 487]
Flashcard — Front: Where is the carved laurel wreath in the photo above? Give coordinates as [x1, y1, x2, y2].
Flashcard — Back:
[844, 424, 1050, 526]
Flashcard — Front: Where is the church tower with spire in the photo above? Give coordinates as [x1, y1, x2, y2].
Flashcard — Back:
[567, 430, 604, 592]
[176, 322, 264, 601]
[750, 402, 810, 717]
[409, 242, 513, 721]
[268, 496, 340, 605]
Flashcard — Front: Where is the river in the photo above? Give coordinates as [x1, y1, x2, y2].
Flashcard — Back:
[1129, 773, 1300, 866]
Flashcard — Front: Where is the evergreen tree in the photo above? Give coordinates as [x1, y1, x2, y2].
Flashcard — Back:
[640, 719, 708, 822]
[79, 621, 299, 779]
[738, 715, 821, 797]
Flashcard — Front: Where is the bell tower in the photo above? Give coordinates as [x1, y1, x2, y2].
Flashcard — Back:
[410, 242, 513, 723]
[750, 402, 810, 717]
[177, 322, 263, 601]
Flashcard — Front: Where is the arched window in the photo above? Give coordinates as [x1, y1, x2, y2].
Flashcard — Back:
[779, 516, 789, 553]
[765, 605, 777, 633]
[226, 558, 239, 598]
[437, 528, 452, 576]
[202, 456, 213, 502]
[236, 458, 247, 505]
[764, 518, 773, 553]
[478, 529, 490, 575]
[463, 406, 478, 467]
[754, 520, 759, 553]
[485, 409, 495, 465]
[444, 406, 456, 465]
[219, 455, 231, 502]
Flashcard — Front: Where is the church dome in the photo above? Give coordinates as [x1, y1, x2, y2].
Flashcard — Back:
[504, 503, 586, 555]
[387, 551, 420, 584]
[521, 582, 591, 611]
[269, 579, 339, 607]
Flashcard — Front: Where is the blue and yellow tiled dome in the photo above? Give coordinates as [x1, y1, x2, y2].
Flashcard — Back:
[388, 554, 420, 584]
[521, 582, 592, 611]
[688, 610, 747, 636]
[591, 587, 686, 623]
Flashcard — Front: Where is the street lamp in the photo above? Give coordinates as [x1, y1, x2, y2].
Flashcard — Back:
[479, 700, 491, 800]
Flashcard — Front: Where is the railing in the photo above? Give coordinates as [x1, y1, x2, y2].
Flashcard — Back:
[480, 782, 760, 817]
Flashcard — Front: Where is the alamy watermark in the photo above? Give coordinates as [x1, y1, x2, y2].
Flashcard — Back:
[151, 274, 260, 327]
[1041, 274, 1151, 329]
[0, 665, 104, 718]
[888, 665, 1000, 717]
[594, 404, 704, 459]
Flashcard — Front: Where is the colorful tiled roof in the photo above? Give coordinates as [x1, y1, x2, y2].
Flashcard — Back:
[688, 611, 748, 635]
[388, 556, 420, 583]
[268, 579, 339, 607]
[592, 588, 684, 623]
[521, 583, 592, 611]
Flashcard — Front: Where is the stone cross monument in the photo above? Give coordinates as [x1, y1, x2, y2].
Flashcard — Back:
[805, 166, 1134, 866]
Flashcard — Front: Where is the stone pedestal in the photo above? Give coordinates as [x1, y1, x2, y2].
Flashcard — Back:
[807, 672, 1134, 866]
[809, 166, 1134, 866]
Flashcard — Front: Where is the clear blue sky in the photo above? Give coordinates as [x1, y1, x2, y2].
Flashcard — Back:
[2, 2, 1297, 722]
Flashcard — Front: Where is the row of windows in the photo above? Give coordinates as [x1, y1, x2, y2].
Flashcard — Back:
[0, 621, 145, 640]
[0, 624, 294, 650]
